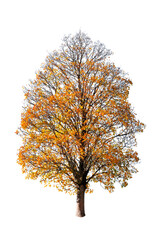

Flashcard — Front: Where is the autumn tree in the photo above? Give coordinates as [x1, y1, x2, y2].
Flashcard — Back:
[16, 31, 145, 217]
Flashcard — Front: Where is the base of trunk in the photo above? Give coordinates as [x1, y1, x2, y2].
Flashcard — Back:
[76, 185, 85, 217]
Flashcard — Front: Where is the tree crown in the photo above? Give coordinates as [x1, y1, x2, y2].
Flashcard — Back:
[16, 31, 145, 194]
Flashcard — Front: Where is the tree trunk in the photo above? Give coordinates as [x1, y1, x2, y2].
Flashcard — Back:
[76, 185, 85, 217]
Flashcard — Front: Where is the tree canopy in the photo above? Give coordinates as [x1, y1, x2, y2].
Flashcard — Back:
[16, 31, 145, 217]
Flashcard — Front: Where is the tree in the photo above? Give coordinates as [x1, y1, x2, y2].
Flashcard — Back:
[16, 31, 145, 217]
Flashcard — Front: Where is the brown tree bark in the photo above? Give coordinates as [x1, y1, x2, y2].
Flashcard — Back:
[76, 185, 85, 217]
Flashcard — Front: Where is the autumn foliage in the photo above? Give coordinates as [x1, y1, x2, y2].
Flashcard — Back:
[16, 31, 145, 217]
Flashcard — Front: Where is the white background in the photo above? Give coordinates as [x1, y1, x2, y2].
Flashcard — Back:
[0, 0, 160, 239]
